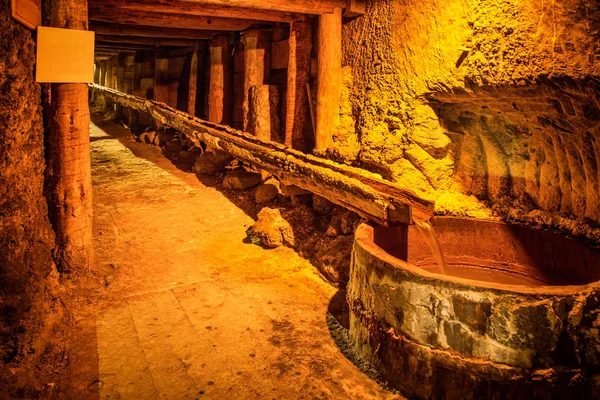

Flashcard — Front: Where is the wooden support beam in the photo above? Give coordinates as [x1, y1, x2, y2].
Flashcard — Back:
[167, 46, 198, 58]
[48, 0, 93, 273]
[208, 36, 233, 125]
[285, 19, 312, 151]
[90, 22, 213, 39]
[242, 30, 271, 132]
[188, 46, 199, 116]
[174, 0, 347, 15]
[89, 8, 262, 31]
[90, 85, 436, 225]
[89, 0, 303, 23]
[96, 34, 202, 48]
[343, 0, 366, 18]
[315, 7, 342, 151]
[96, 43, 157, 51]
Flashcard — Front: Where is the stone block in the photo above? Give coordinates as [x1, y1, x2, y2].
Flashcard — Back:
[223, 170, 262, 190]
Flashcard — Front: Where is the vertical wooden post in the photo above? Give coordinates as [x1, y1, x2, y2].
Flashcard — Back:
[373, 225, 409, 261]
[99, 60, 106, 86]
[129, 52, 143, 127]
[285, 19, 312, 151]
[47, 0, 93, 273]
[94, 62, 100, 84]
[242, 30, 271, 132]
[208, 35, 233, 125]
[194, 44, 208, 119]
[115, 53, 126, 119]
[105, 57, 113, 88]
[187, 45, 199, 116]
[315, 7, 342, 151]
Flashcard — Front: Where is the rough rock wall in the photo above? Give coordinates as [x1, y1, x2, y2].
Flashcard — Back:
[339, 0, 600, 239]
[0, 2, 61, 393]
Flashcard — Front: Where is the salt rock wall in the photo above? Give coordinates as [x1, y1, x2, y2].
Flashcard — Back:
[339, 0, 600, 237]
[0, 2, 61, 393]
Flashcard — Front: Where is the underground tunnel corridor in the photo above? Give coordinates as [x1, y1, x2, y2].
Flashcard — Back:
[64, 119, 400, 399]
[3, 0, 600, 398]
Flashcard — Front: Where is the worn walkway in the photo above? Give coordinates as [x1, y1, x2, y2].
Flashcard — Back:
[74, 120, 400, 399]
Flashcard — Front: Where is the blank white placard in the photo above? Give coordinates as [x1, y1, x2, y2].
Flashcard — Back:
[36, 26, 95, 83]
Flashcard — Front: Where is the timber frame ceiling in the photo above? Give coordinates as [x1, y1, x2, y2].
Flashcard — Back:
[90, 0, 354, 58]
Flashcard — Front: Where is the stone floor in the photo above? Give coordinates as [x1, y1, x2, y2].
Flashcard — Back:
[66, 120, 401, 399]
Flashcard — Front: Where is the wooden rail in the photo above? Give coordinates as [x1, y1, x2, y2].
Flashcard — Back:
[90, 84, 434, 225]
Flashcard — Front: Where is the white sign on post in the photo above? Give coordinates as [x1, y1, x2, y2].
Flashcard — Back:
[36, 26, 95, 83]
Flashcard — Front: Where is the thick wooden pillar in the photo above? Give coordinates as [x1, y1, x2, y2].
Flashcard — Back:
[315, 7, 342, 151]
[208, 35, 233, 125]
[242, 30, 271, 132]
[285, 19, 312, 151]
[47, 0, 93, 273]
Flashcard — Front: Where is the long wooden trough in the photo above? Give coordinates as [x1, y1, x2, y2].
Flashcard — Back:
[90, 84, 434, 225]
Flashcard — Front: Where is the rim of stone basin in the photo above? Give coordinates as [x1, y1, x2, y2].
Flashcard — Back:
[356, 219, 600, 296]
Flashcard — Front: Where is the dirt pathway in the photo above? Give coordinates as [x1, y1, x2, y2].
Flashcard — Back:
[70, 120, 400, 399]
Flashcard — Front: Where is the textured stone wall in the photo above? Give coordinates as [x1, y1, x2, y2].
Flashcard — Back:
[338, 0, 600, 240]
[0, 2, 61, 393]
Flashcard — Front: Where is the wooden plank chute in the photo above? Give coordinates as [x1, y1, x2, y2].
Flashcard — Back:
[90, 84, 435, 225]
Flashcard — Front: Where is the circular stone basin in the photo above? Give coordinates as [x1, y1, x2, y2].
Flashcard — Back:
[347, 217, 600, 399]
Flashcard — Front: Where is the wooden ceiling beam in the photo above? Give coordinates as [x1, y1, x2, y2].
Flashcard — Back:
[89, 8, 264, 31]
[90, 22, 214, 40]
[89, 0, 303, 23]
[96, 43, 157, 51]
[97, 34, 204, 47]
[176, 0, 347, 15]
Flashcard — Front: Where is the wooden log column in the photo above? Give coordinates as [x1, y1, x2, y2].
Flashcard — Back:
[208, 36, 233, 125]
[285, 19, 312, 151]
[242, 30, 271, 132]
[187, 46, 199, 116]
[315, 7, 342, 151]
[47, 0, 93, 273]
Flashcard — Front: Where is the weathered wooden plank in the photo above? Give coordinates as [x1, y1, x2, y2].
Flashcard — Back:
[96, 43, 156, 51]
[96, 34, 202, 47]
[89, 8, 261, 31]
[90, 85, 435, 224]
[89, 0, 303, 23]
[90, 22, 213, 40]
[175, 0, 347, 15]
